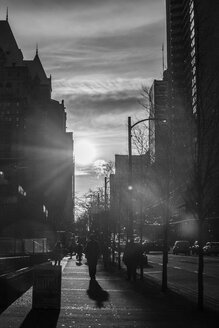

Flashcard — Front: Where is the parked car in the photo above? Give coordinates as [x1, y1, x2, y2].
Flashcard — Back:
[143, 240, 170, 254]
[191, 241, 199, 255]
[203, 242, 219, 256]
[173, 240, 191, 255]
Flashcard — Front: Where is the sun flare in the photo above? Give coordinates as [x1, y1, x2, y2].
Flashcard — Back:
[75, 140, 96, 166]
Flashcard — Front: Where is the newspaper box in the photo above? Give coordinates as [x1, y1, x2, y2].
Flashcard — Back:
[32, 263, 61, 309]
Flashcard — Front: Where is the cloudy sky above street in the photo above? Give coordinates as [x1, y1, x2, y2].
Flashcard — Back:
[2, 0, 166, 200]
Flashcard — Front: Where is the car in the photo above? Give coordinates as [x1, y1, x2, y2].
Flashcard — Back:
[191, 241, 199, 255]
[143, 240, 170, 254]
[173, 240, 191, 255]
[203, 242, 219, 256]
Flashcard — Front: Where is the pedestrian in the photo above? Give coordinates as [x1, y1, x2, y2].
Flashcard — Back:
[122, 238, 142, 281]
[84, 234, 100, 280]
[100, 233, 109, 269]
[53, 241, 63, 266]
[75, 240, 83, 262]
[68, 238, 76, 259]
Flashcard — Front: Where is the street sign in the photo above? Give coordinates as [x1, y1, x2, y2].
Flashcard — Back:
[32, 263, 61, 309]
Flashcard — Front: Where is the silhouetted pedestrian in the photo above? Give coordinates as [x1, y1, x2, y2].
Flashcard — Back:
[68, 238, 76, 259]
[100, 234, 109, 269]
[123, 238, 142, 281]
[53, 241, 63, 266]
[84, 234, 100, 280]
[76, 240, 83, 262]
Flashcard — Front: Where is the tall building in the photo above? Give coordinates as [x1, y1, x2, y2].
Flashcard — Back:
[166, 0, 219, 237]
[110, 154, 150, 236]
[0, 18, 74, 236]
[149, 73, 168, 167]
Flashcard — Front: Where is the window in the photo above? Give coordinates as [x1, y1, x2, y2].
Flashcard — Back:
[190, 9, 194, 21]
[191, 37, 195, 48]
[190, 19, 194, 31]
[192, 75, 196, 87]
[189, 1, 194, 14]
[192, 104, 197, 114]
[191, 47, 196, 58]
[192, 85, 197, 96]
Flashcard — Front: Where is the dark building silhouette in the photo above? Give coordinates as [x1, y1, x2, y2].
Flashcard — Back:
[165, 0, 219, 238]
[0, 18, 74, 237]
[149, 73, 168, 166]
[110, 154, 150, 237]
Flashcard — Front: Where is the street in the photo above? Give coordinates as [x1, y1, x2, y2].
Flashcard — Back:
[144, 252, 219, 311]
[1, 257, 219, 328]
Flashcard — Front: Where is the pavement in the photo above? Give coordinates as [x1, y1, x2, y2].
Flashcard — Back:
[0, 256, 218, 328]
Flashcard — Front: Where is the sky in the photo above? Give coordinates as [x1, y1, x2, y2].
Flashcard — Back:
[1, 0, 166, 206]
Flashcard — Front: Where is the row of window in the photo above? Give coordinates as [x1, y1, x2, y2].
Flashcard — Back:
[0, 102, 21, 107]
[0, 109, 20, 114]
[189, 0, 197, 115]
[0, 117, 20, 122]
[0, 82, 12, 88]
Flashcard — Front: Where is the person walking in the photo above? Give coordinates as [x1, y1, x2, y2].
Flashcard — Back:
[84, 234, 100, 280]
[53, 241, 63, 266]
[75, 240, 83, 262]
[123, 238, 142, 281]
[68, 238, 76, 259]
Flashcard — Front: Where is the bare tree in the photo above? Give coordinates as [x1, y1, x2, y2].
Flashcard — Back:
[132, 85, 153, 155]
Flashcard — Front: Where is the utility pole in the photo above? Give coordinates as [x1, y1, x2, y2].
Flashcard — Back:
[128, 116, 133, 240]
[104, 177, 108, 211]
[127, 113, 170, 291]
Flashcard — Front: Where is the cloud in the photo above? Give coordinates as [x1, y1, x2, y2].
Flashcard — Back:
[75, 160, 106, 177]
[2, 0, 165, 197]
[37, 20, 164, 80]
[60, 79, 148, 135]
[5, 0, 164, 79]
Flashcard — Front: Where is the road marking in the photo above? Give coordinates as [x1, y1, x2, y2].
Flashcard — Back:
[145, 271, 162, 274]
[62, 288, 133, 292]
[62, 305, 149, 311]
[64, 271, 88, 274]
[173, 266, 181, 269]
[62, 277, 122, 281]
[148, 262, 162, 266]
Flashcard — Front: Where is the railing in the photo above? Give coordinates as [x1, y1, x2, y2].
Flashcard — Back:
[0, 237, 50, 256]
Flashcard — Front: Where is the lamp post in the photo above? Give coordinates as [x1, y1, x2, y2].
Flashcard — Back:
[104, 176, 111, 266]
[128, 116, 155, 239]
[128, 115, 169, 290]
[104, 176, 108, 212]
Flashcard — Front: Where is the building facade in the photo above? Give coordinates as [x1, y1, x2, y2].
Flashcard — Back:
[166, 0, 219, 238]
[110, 154, 151, 238]
[0, 19, 74, 237]
[149, 74, 169, 167]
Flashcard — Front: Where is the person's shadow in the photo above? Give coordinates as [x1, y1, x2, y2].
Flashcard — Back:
[87, 279, 109, 308]
[19, 309, 60, 328]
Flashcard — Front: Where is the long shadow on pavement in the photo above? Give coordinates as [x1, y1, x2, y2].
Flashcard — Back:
[19, 309, 60, 328]
[87, 279, 109, 308]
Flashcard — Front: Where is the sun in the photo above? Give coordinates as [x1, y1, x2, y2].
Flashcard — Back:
[75, 140, 97, 165]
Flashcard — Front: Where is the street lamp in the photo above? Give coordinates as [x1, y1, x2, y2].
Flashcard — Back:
[128, 115, 169, 291]
[128, 116, 154, 239]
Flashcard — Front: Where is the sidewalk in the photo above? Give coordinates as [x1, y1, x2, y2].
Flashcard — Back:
[0, 256, 218, 328]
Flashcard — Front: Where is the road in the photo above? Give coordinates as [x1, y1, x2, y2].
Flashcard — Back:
[144, 252, 219, 311]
